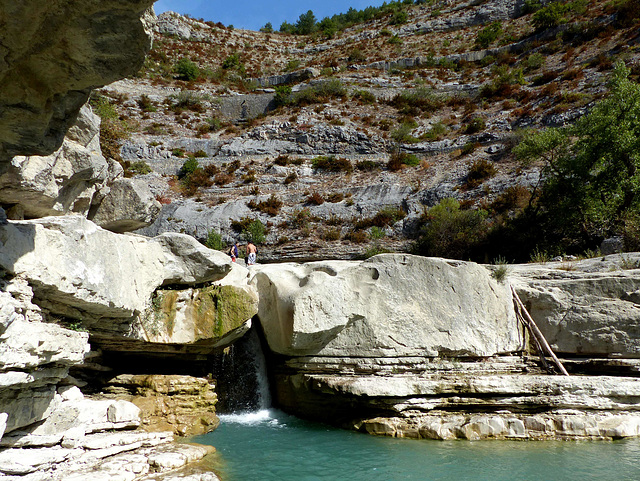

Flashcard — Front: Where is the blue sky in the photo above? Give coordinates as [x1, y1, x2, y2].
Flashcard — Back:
[154, 0, 388, 32]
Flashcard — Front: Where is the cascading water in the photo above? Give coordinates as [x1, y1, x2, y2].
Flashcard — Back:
[212, 327, 271, 413]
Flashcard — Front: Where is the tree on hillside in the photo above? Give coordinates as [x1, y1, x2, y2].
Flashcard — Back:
[514, 61, 640, 250]
[296, 10, 317, 35]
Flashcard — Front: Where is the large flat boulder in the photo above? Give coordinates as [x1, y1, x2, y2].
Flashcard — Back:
[252, 254, 521, 357]
[0, 215, 231, 320]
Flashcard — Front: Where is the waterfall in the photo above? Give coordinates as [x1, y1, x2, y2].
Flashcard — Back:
[212, 327, 271, 413]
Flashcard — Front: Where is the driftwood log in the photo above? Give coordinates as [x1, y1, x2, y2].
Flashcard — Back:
[511, 285, 570, 376]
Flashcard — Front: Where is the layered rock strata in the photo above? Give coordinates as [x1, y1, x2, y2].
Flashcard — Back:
[0, 214, 255, 479]
[251, 253, 640, 440]
[101, 375, 220, 437]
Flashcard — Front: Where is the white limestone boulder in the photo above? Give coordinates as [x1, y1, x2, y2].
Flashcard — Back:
[510, 255, 640, 357]
[0, 105, 111, 219]
[150, 232, 233, 287]
[252, 254, 521, 357]
[0, 216, 231, 320]
[90, 177, 161, 233]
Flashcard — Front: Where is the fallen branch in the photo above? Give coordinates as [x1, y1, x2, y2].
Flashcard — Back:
[511, 285, 570, 376]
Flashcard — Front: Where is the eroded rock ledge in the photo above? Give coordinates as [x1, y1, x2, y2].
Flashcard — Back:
[251, 254, 640, 440]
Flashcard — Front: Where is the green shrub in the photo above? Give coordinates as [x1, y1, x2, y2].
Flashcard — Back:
[289, 208, 313, 229]
[311, 155, 353, 173]
[466, 159, 497, 188]
[247, 194, 283, 216]
[244, 220, 267, 244]
[355, 207, 406, 229]
[129, 161, 152, 175]
[284, 172, 298, 184]
[171, 90, 210, 112]
[352, 90, 377, 104]
[391, 121, 419, 143]
[204, 229, 224, 250]
[292, 79, 347, 105]
[322, 227, 341, 241]
[491, 257, 509, 282]
[222, 53, 242, 70]
[389, 88, 445, 115]
[343, 230, 368, 243]
[307, 192, 324, 205]
[531, 2, 569, 31]
[137, 94, 157, 112]
[421, 121, 447, 141]
[390, 9, 408, 25]
[413, 198, 489, 259]
[285, 59, 301, 72]
[475, 21, 503, 49]
[356, 160, 381, 171]
[90, 95, 129, 163]
[348, 49, 367, 63]
[465, 116, 486, 134]
[207, 117, 223, 132]
[274, 85, 292, 107]
[388, 152, 421, 171]
[231, 218, 267, 244]
[178, 157, 199, 179]
[461, 142, 476, 155]
[523, 0, 543, 13]
[524, 53, 546, 72]
[175, 58, 200, 81]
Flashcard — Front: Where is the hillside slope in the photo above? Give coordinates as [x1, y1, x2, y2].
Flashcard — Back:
[96, 0, 640, 262]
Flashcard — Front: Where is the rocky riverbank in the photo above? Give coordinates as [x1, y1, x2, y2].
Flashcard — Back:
[3, 207, 640, 479]
[2, 0, 640, 479]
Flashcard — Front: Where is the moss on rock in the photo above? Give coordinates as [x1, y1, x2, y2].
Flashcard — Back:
[192, 285, 256, 341]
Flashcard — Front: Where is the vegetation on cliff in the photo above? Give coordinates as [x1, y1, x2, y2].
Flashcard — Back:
[102, 0, 640, 263]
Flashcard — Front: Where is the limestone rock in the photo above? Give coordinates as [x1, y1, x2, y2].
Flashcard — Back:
[510, 258, 640, 357]
[0, 0, 155, 159]
[131, 284, 256, 348]
[252, 254, 521, 357]
[0, 216, 231, 321]
[0, 319, 88, 371]
[150, 232, 231, 287]
[0, 104, 112, 219]
[0, 413, 6, 440]
[90, 177, 162, 233]
[0, 386, 59, 435]
[357, 411, 640, 441]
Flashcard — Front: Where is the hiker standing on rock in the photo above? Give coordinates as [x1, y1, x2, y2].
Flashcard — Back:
[246, 241, 257, 266]
[229, 241, 239, 262]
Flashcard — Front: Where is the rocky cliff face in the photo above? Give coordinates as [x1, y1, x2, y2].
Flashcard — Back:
[103, 2, 640, 263]
[0, 0, 155, 160]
